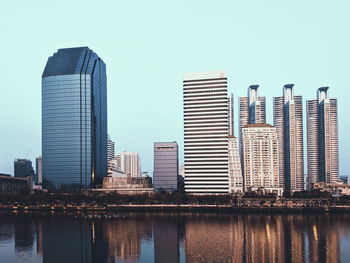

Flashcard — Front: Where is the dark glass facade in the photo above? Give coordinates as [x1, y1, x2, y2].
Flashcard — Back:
[14, 159, 35, 178]
[42, 47, 107, 189]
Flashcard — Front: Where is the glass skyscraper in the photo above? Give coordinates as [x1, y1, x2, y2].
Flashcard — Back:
[42, 47, 107, 189]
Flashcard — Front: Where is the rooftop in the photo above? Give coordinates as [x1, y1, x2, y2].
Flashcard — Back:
[243, 123, 273, 128]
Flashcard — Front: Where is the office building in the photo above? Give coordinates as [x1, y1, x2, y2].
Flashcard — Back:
[273, 84, 304, 191]
[242, 124, 282, 196]
[14, 159, 35, 178]
[107, 136, 115, 161]
[153, 142, 179, 192]
[183, 71, 229, 193]
[307, 87, 339, 184]
[228, 136, 243, 193]
[120, 152, 141, 177]
[42, 47, 107, 189]
[35, 156, 43, 185]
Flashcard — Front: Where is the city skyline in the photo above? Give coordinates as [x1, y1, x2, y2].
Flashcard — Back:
[1, 0, 349, 178]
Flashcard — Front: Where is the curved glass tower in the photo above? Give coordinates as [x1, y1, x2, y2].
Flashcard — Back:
[42, 47, 107, 189]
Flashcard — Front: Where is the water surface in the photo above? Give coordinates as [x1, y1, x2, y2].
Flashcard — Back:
[0, 212, 349, 262]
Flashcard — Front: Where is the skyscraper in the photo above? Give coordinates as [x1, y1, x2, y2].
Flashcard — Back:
[107, 136, 115, 161]
[14, 159, 35, 178]
[119, 152, 141, 177]
[239, 85, 266, 161]
[183, 71, 229, 194]
[242, 124, 282, 195]
[239, 85, 266, 134]
[307, 87, 339, 184]
[42, 47, 107, 189]
[153, 142, 179, 192]
[274, 84, 304, 191]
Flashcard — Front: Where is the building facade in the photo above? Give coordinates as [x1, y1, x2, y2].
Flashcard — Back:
[183, 71, 230, 193]
[0, 174, 33, 194]
[35, 156, 43, 185]
[307, 87, 339, 185]
[42, 47, 107, 189]
[228, 136, 243, 193]
[14, 159, 35, 178]
[242, 124, 282, 196]
[239, 85, 266, 136]
[107, 136, 115, 161]
[119, 152, 141, 177]
[273, 84, 304, 191]
[153, 142, 178, 192]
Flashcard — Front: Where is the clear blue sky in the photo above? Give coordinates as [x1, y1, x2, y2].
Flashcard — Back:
[0, 0, 349, 176]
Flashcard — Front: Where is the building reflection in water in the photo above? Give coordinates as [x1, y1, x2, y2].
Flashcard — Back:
[103, 216, 153, 263]
[184, 214, 344, 263]
[153, 215, 180, 263]
[0, 212, 349, 263]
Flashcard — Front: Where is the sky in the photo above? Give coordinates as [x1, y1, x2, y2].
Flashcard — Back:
[0, 0, 349, 176]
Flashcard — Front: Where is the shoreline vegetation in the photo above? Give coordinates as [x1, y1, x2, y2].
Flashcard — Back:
[1, 191, 350, 213]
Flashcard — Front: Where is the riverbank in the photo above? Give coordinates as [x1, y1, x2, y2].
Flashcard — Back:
[1, 203, 350, 213]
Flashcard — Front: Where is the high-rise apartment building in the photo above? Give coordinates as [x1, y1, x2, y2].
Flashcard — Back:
[42, 47, 107, 189]
[14, 159, 35, 178]
[228, 136, 243, 193]
[183, 71, 229, 193]
[242, 124, 282, 196]
[153, 142, 179, 192]
[35, 156, 43, 185]
[239, 85, 266, 134]
[307, 87, 339, 185]
[107, 136, 115, 161]
[273, 84, 304, 191]
[120, 152, 141, 177]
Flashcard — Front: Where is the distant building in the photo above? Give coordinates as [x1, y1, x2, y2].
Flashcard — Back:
[35, 156, 42, 184]
[120, 152, 141, 177]
[228, 136, 243, 194]
[0, 174, 32, 194]
[274, 84, 304, 191]
[42, 47, 107, 189]
[14, 159, 35, 178]
[107, 136, 115, 161]
[183, 71, 230, 194]
[102, 173, 153, 194]
[153, 142, 178, 192]
[108, 155, 121, 172]
[239, 85, 266, 146]
[311, 181, 350, 197]
[307, 87, 339, 185]
[242, 124, 283, 196]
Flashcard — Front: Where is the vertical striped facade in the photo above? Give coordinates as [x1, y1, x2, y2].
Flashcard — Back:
[307, 87, 339, 184]
[239, 85, 266, 147]
[273, 84, 304, 191]
[183, 72, 229, 193]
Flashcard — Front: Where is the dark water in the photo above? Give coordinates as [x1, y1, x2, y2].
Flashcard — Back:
[0, 212, 350, 263]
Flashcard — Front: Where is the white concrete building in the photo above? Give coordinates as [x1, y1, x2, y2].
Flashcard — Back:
[183, 71, 229, 193]
[242, 124, 283, 196]
[228, 136, 243, 193]
[120, 152, 141, 177]
[107, 136, 115, 161]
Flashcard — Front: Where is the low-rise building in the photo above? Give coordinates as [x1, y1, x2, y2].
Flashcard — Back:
[0, 174, 33, 194]
[311, 181, 350, 196]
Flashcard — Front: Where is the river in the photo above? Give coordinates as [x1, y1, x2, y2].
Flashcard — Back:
[0, 212, 349, 262]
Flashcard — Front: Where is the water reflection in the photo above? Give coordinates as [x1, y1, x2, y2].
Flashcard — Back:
[0, 212, 349, 262]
